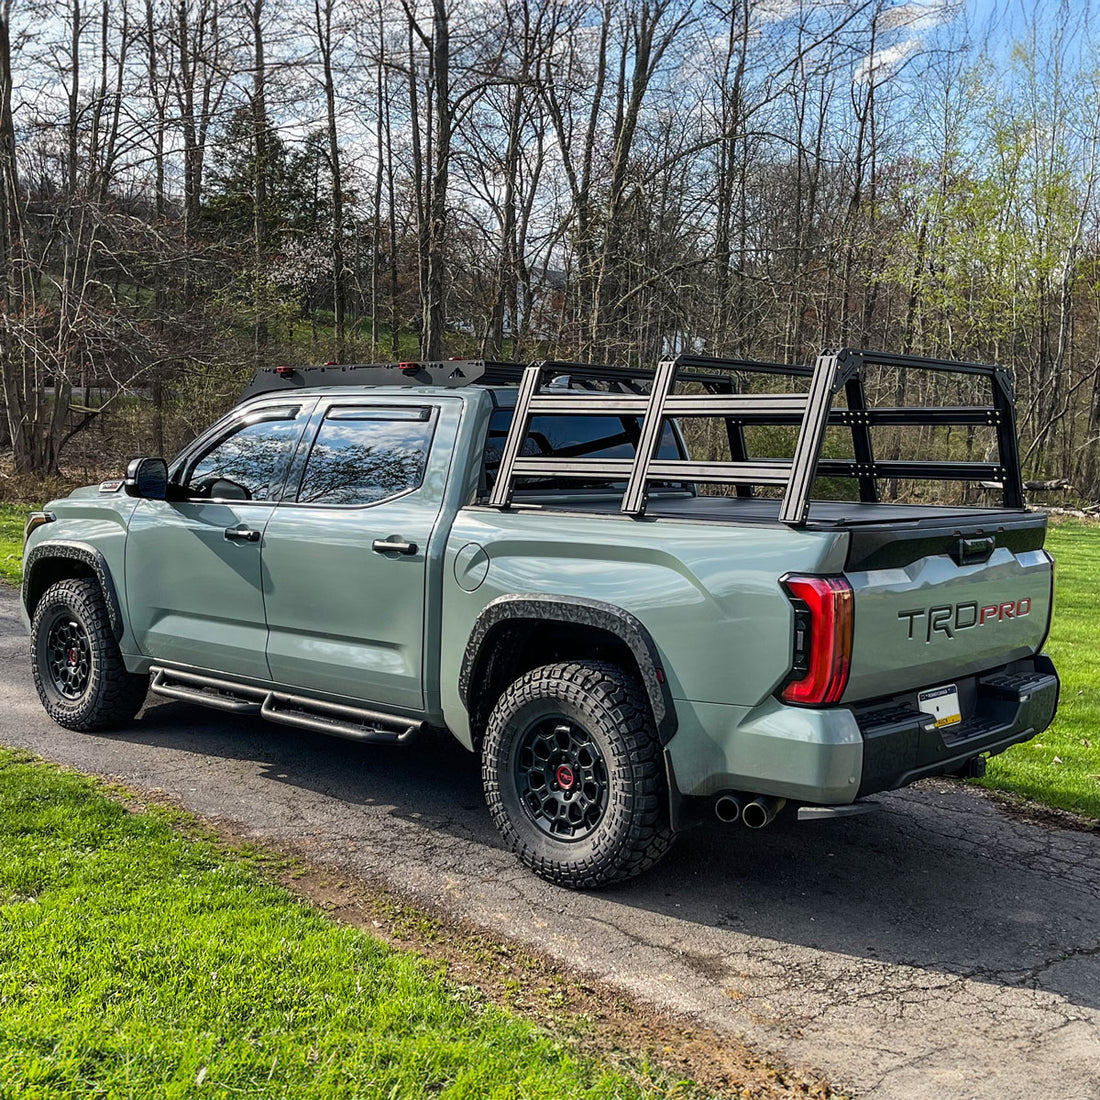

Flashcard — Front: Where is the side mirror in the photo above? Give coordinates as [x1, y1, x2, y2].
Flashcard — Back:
[125, 457, 169, 500]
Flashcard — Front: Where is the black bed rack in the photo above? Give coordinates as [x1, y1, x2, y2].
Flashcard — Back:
[242, 349, 1024, 528]
[486, 348, 1024, 526]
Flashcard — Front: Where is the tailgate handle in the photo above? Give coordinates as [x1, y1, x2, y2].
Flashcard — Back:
[954, 536, 995, 566]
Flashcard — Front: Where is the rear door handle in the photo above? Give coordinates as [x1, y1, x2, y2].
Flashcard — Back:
[224, 524, 261, 542]
[372, 537, 418, 556]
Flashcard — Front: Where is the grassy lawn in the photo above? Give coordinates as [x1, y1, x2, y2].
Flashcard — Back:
[0, 504, 30, 586]
[0, 749, 680, 1099]
[978, 519, 1100, 818]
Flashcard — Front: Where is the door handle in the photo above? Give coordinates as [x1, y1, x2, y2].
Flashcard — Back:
[372, 537, 418, 556]
[224, 524, 261, 543]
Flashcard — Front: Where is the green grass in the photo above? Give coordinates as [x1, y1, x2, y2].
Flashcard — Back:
[0, 749, 678, 1099]
[978, 519, 1100, 818]
[0, 504, 30, 586]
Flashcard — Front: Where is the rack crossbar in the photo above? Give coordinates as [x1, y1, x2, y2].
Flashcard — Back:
[818, 460, 1007, 481]
[526, 392, 810, 418]
[647, 460, 793, 485]
[511, 458, 636, 479]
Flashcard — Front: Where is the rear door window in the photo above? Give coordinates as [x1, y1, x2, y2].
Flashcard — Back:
[296, 407, 435, 506]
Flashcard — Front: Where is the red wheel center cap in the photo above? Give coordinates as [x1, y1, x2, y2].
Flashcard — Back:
[556, 764, 575, 790]
[68, 648, 78, 665]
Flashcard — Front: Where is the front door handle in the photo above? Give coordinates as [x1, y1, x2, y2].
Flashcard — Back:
[372, 536, 418, 556]
[224, 524, 261, 543]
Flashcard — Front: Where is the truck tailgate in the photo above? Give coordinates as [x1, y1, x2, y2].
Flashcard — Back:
[842, 520, 1053, 702]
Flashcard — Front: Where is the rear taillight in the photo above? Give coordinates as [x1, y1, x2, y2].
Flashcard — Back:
[780, 575, 854, 706]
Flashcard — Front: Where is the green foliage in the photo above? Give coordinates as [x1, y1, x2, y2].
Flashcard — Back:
[0, 505, 32, 586]
[0, 751, 673, 1099]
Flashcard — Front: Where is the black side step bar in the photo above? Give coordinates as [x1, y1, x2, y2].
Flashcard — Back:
[149, 666, 422, 745]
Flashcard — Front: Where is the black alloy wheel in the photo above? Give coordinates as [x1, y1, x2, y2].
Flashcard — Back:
[31, 578, 149, 731]
[514, 715, 609, 841]
[482, 660, 674, 889]
[44, 614, 92, 700]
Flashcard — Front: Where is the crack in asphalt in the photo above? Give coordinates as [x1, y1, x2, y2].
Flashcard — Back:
[0, 591, 1097, 1100]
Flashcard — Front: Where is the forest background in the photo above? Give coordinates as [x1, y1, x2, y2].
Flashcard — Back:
[1, 0, 1098, 500]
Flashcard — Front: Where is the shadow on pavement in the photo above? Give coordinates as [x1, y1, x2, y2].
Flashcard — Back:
[100, 696, 1100, 1013]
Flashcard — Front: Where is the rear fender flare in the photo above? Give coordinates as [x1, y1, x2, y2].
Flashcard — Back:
[459, 594, 677, 743]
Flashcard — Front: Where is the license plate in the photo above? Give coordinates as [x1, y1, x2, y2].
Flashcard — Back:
[917, 684, 962, 728]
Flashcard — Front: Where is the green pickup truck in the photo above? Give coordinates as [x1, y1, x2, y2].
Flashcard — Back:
[22, 349, 1059, 888]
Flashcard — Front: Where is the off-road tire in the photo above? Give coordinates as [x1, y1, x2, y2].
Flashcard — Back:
[482, 661, 674, 889]
[31, 578, 148, 731]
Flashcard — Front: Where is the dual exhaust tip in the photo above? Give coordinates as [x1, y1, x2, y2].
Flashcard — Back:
[714, 793, 786, 829]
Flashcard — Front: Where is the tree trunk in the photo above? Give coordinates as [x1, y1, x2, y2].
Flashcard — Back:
[251, 0, 268, 365]
[422, 0, 449, 360]
[315, 0, 346, 357]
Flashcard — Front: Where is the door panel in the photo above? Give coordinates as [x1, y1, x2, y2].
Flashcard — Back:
[124, 401, 313, 680]
[125, 500, 275, 679]
[262, 399, 457, 711]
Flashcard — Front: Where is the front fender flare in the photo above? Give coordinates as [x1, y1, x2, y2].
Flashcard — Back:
[23, 540, 125, 641]
[459, 594, 677, 743]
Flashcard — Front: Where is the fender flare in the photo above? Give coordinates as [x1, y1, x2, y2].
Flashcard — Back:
[458, 594, 677, 743]
[24, 540, 125, 641]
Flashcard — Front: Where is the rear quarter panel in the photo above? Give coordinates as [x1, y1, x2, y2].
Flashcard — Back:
[440, 506, 847, 745]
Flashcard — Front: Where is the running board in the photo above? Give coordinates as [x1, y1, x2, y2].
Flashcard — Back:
[150, 666, 264, 713]
[149, 666, 422, 745]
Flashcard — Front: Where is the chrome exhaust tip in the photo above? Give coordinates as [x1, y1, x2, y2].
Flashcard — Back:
[714, 794, 742, 823]
[741, 795, 786, 829]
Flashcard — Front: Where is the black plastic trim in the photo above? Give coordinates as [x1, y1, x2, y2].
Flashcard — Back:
[24, 541, 125, 640]
[854, 655, 1059, 797]
[459, 594, 677, 743]
[844, 512, 1047, 572]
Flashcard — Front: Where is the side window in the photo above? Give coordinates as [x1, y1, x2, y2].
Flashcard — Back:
[296, 407, 435, 506]
[184, 409, 303, 502]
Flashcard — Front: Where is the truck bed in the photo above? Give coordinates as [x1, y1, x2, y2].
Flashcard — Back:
[536, 494, 1033, 529]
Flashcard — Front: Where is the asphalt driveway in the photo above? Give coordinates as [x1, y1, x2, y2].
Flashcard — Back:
[1, 588, 1097, 1099]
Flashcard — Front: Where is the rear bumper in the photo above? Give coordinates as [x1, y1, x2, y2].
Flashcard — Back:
[664, 654, 1059, 815]
[852, 654, 1059, 797]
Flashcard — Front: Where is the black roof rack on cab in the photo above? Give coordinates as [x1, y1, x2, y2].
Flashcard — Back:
[239, 359, 530, 400]
[241, 355, 798, 402]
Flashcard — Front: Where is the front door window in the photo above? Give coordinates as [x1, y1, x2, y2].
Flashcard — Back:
[184, 409, 303, 501]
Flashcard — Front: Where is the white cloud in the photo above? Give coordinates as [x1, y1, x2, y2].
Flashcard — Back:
[856, 39, 920, 82]
[753, 0, 806, 25]
[878, 0, 961, 35]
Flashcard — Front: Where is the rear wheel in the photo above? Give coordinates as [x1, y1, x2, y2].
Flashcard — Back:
[31, 578, 148, 731]
[482, 661, 673, 889]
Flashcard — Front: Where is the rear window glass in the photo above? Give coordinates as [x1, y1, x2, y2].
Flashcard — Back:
[483, 410, 683, 491]
[298, 410, 434, 505]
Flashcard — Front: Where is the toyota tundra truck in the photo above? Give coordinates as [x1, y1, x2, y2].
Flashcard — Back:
[21, 348, 1059, 888]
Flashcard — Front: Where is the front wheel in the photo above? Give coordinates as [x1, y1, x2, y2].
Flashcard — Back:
[31, 578, 148, 731]
[482, 661, 674, 889]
